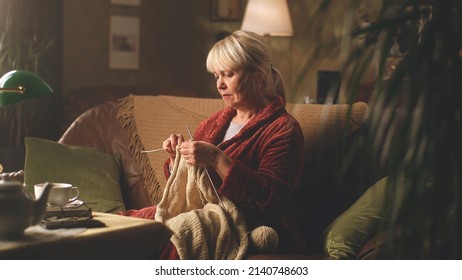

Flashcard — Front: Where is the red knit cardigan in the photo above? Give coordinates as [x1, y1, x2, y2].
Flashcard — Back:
[123, 97, 306, 255]
[189, 97, 305, 253]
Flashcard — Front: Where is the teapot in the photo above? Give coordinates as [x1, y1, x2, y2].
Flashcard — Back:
[0, 174, 51, 239]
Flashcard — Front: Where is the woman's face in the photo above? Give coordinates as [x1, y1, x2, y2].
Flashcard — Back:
[213, 69, 249, 109]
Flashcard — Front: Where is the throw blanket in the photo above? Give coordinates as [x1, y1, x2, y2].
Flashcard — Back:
[154, 149, 248, 260]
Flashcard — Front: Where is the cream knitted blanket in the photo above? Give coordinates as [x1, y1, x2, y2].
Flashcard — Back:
[154, 150, 248, 260]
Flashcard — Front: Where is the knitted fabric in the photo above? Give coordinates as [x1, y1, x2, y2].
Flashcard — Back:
[155, 149, 248, 260]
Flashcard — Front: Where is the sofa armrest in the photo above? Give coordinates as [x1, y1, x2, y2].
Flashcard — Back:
[60, 86, 197, 135]
[59, 100, 152, 210]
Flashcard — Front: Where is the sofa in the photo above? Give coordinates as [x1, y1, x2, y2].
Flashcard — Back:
[4, 87, 391, 259]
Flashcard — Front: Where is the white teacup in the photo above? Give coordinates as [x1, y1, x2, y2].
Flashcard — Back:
[34, 182, 80, 206]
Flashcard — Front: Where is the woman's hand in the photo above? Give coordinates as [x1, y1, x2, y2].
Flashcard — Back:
[179, 141, 217, 166]
[179, 141, 232, 179]
[163, 134, 185, 166]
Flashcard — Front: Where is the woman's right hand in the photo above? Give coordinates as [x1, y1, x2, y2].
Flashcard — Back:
[162, 134, 185, 165]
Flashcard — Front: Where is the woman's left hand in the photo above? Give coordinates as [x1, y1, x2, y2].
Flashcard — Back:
[180, 141, 232, 180]
[179, 141, 220, 167]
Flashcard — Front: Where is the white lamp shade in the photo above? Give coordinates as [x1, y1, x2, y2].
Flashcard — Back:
[241, 0, 293, 36]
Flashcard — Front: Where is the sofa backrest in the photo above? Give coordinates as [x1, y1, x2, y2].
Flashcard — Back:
[60, 86, 197, 135]
[286, 102, 369, 160]
[116, 95, 370, 205]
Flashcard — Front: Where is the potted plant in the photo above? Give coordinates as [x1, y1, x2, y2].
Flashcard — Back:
[0, 0, 56, 172]
[297, 0, 461, 258]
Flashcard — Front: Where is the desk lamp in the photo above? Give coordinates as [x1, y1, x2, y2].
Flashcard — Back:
[241, 0, 293, 36]
[0, 70, 53, 106]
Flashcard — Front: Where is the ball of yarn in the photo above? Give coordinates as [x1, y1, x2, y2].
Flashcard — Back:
[249, 226, 279, 253]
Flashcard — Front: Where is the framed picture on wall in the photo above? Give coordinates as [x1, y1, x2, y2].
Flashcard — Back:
[109, 15, 140, 70]
[210, 0, 242, 21]
[317, 70, 340, 104]
[110, 0, 141, 6]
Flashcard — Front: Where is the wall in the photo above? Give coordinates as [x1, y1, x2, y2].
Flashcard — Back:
[277, 0, 382, 103]
[63, 0, 242, 98]
[62, 0, 381, 101]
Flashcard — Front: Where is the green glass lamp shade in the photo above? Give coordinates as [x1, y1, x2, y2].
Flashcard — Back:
[0, 70, 53, 106]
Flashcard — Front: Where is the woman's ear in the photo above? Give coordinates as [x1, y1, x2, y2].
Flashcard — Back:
[254, 71, 266, 82]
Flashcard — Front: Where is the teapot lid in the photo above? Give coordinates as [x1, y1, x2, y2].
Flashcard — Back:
[0, 174, 23, 192]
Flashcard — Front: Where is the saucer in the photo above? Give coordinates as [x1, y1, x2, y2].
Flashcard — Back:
[64, 200, 84, 208]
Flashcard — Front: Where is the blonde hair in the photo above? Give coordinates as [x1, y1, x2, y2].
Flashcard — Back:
[206, 30, 286, 103]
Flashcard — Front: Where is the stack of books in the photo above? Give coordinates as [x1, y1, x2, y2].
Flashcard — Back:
[44, 204, 92, 218]
[40, 205, 105, 229]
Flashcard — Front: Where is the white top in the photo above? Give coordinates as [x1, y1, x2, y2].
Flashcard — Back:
[223, 122, 245, 142]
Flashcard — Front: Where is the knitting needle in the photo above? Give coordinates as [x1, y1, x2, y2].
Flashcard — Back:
[141, 125, 199, 154]
[142, 128, 195, 153]
[141, 148, 164, 153]
[185, 124, 225, 209]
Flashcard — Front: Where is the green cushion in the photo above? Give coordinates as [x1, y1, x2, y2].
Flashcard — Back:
[24, 137, 126, 213]
[323, 177, 392, 259]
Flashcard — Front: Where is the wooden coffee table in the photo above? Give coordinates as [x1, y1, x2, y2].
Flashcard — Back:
[0, 212, 172, 259]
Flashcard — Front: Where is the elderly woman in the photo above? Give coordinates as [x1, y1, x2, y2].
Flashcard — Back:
[123, 30, 305, 258]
